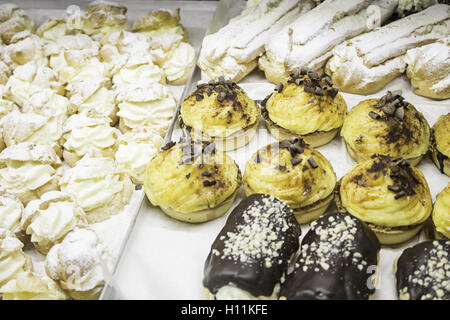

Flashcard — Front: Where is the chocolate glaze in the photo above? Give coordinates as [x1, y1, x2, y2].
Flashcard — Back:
[203, 194, 301, 298]
[280, 212, 380, 300]
[396, 240, 450, 300]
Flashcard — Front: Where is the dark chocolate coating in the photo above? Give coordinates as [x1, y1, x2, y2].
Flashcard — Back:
[203, 194, 301, 298]
[396, 240, 450, 300]
[280, 212, 380, 300]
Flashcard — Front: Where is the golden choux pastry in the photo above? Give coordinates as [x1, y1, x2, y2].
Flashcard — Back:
[341, 91, 430, 166]
[431, 113, 450, 176]
[336, 155, 433, 245]
[144, 138, 242, 223]
[262, 69, 347, 147]
[243, 137, 336, 224]
[180, 77, 260, 151]
[430, 183, 450, 240]
[0, 3, 35, 45]
[133, 8, 187, 41]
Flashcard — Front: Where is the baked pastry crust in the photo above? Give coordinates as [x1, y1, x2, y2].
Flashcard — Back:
[341, 91, 430, 165]
[133, 8, 187, 41]
[0, 3, 35, 45]
[431, 113, 450, 177]
[431, 183, 450, 240]
[0, 186, 23, 235]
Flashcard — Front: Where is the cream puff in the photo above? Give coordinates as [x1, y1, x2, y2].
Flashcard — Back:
[262, 69, 347, 147]
[112, 54, 165, 87]
[395, 240, 449, 300]
[0, 187, 23, 235]
[0, 4, 35, 45]
[144, 138, 241, 223]
[23, 89, 73, 124]
[430, 183, 450, 240]
[4, 31, 47, 68]
[243, 137, 336, 224]
[431, 113, 450, 176]
[36, 17, 70, 43]
[341, 91, 431, 166]
[133, 8, 187, 41]
[180, 78, 260, 151]
[203, 194, 301, 300]
[336, 155, 433, 245]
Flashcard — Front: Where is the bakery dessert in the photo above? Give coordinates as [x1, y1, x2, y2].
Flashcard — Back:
[115, 127, 163, 185]
[405, 37, 450, 100]
[0, 271, 68, 300]
[280, 212, 380, 300]
[112, 54, 165, 87]
[0, 3, 35, 45]
[45, 226, 114, 300]
[0, 187, 23, 235]
[62, 109, 119, 167]
[23, 89, 73, 124]
[395, 0, 440, 18]
[203, 194, 301, 300]
[180, 78, 260, 151]
[144, 139, 241, 223]
[430, 183, 450, 240]
[160, 42, 195, 85]
[133, 8, 187, 41]
[0, 142, 62, 205]
[36, 17, 70, 43]
[115, 83, 176, 137]
[431, 114, 450, 176]
[0, 60, 12, 86]
[198, 0, 317, 82]
[60, 154, 133, 223]
[395, 240, 449, 300]
[3, 31, 47, 68]
[341, 91, 430, 166]
[262, 69, 347, 147]
[21, 191, 87, 254]
[243, 137, 336, 224]
[326, 4, 450, 94]
[336, 155, 433, 245]
[259, 0, 397, 84]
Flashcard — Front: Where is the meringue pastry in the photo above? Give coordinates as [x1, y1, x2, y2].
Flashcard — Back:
[180, 78, 260, 151]
[60, 155, 133, 223]
[0, 142, 62, 205]
[262, 69, 347, 147]
[4, 31, 47, 68]
[144, 139, 242, 223]
[115, 83, 176, 136]
[341, 91, 430, 166]
[203, 194, 301, 300]
[431, 183, 450, 240]
[133, 8, 188, 41]
[62, 109, 119, 167]
[45, 226, 115, 300]
[431, 113, 450, 176]
[36, 17, 70, 43]
[243, 138, 336, 224]
[336, 155, 432, 245]
[0, 3, 35, 45]
[112, 54, 165, 87]
[395, 0, 439, 18]
[0, 187, 23, 234]
[115, 127, 163, 185]
[23, 89, 73, 123]
[0, 271, 68, 300]
[161, 42, 195, 85]
[0, 85, 18, 118]
[21, 191, 88, 254]
[0, 60, 12, 85]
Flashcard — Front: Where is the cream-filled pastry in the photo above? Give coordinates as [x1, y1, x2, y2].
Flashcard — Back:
[0, 187, 23, 234]
[431, 183, 450, 240]
[0, 85, 18, 118]
[243, 138, 336, 224]
[62, 109, 119, 167]
[180, 78, 260, 151]
[23, 89, 73, 123]
[0, 271, 68, 300]
[0, 60, 12, 85]
[3, 31, 47, 68]
[144, 139, 241, 223]
[133, 8, 188, 41]
[336, 155, 432, 245]
[21, 191, 87, 254]
[161, 41, 195, 85]
[262, 69, 347, 147]
[115, 127, 163, 185]
[0, 142, 62, 205]
[431, 114, 450, 176]
[115, 83, 176, 136]
[395, 0, 439, 18]
[112, 54, 165, 87]
[148, 32, 183, 67]
[0, 4, 35, 45]
[60, 155, 133, 223]
[0, 228, 32, 288]
[45, 226, 114, 300]
[36, 17, 70, 43]
[341, 91, 430, 166]
[395, 240, 449, 300]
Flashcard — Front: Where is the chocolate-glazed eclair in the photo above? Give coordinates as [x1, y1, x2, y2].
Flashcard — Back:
[180, 77, 260, 151]
[336, 155, 432, 245]
[144, 138, 241, 223]
[203, 194, 301, 300]
[395, 240, 450, 300]
[341, 91, 430, 166]
[280, 212, 380, 300]
[262, 68, 347, 147]
[244, 137, 336, 224]
[431, 113, 450, 177]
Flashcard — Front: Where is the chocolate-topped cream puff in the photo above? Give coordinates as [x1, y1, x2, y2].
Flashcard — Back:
[280, 212, 380, 300]
[144, 138, 241, 223]
[243, 137, 336, 224]
[341, 91, 430, 166]
[430, 183, 450, 240]
[431, 113, 450, 176]
[395, 240, 450, 300]
[203, 194, 301, 300]
[180, 77, 260, 151]
[262, 68, 347, 147]
[336, 155, 433, 245]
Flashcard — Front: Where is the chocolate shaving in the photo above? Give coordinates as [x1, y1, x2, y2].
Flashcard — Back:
[308, 157, 319, 169]
[370, 90, 409, 122]
[369, 111, 381, 120]
[255, 153, 262, 163]
[286, 67, 339, 99]
[275, 83, 284, 92]
[186, 173, 191, 179]
[275, 165, 287, 171]
[201, 171, 212, 177]
[291, 158, 303, 166]
[161, 141, 175, 150]
[302, 165, 309, 172]
[203, 180, 216, 187]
